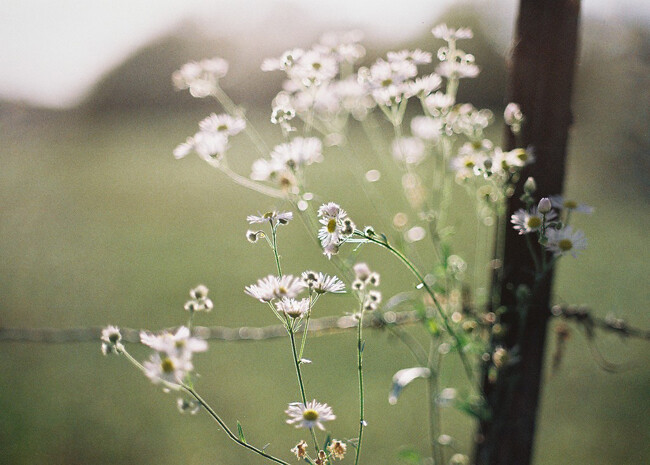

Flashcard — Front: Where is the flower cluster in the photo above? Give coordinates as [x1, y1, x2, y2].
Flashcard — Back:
[184, 284, 214, 312]
[250, 136, 323, 190]
[140, 326, 208, 386]
[172, 57, 228, 98]
[511, 194, 591, 259]
[352, 262, 382, 312]
[174, 112, 245, 163]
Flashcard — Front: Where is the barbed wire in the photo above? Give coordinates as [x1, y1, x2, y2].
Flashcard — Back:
[0, 311, 419, 344]
[1, 305, 648, 344]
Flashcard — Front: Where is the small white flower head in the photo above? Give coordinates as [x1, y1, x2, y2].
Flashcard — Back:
[140, 326, 208, 358]
[392, 137, 426, 165]
[409, 72, 443, 97]
[285, 400, 336, 430]
[246, 229, 263, 243]
[549, 195, 594, 214]
[261, 48, 305, 72]
[177, 398, 200, 415]
[353, 262, 371, 281]
[545, 226, 587, 258]
[387, 49, 433, 65]
[511, 207, 557, 235]
[431, 24, 473, 41]
[172, 58, 229, 98]
[368, 272, 380, 287]
[504, 102, 524, 134]
[411, 116, 443, 141]
[247, 211, 293, 226]
[364, 290, 382, 311]
[538, 197, 553, 214]
[199, 113, 246, 136]
[450, 453, 470, 465]
[143, 352, 192, 386]
[291, 440, 308, 459]
[317, 202, 354, 257]
[425, 91, 455, 115]
[318, 30, 366, 64]
[101, 325, 123, 355]
[301, 271, 346, 294]
[245, 275, 305, 302]
[184, 285, 213, 312]
[436, 53, 480, 80]
[328, 439, 347, 460]
[276, 297, 310, 319]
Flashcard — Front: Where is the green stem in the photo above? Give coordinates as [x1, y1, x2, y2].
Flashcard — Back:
[119, 349, 288, 464]
[217, 163, 285, 199]
[212, 86, 270, 157]
[355, 231, 476, 385]
[426, 343, 444, 465]
[271, 225, 283, 277]
[288, 327, 319, 450]
[185, 387, 290, 465]
[354, 304, 366, 465]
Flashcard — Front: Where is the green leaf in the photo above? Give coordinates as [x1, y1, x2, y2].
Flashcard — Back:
[236, 420, 247, 444]
[397, 447, 422, 464]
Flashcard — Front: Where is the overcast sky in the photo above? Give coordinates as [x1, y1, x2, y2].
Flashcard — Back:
[1, 0, 647, 108]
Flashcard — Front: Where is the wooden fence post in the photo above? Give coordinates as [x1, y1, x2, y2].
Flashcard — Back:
[473, 1, 581, 464]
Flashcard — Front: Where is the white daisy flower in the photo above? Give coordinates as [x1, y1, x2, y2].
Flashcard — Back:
[387, 49, 433, 65]
[246, 211, 293, 225]
[431, 24, 473, 41]
[511, 207, 557, 235]
[549, 195, 594, 214]
[245, 275, 305, 302]
[285, 400, 336, 430]
[436, 59, 480, 80]
[276, 297, 310, 318]
[408, 73, 443, 97]
[143, 352, 193, 386]
[140, 326, 208, 358]
[301, 271, 346, 294]
[545, 226, 587, 258]
[198, 113, 246, 136]
[317, 202, 354, 254]
[425, 91, 455, 114]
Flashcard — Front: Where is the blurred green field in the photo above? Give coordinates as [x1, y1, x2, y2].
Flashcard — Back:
[1, 102, 648, 465]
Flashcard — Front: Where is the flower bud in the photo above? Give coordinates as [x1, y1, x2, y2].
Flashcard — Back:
[538, 197, 552, 214]
[523, 177, 536, 194]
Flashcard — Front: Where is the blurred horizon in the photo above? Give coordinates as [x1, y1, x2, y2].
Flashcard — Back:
[1, 0, 649, 109]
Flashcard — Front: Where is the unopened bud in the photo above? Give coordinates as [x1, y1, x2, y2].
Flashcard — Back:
[523, 177, 536, 194]
[538, 197, 552, 214]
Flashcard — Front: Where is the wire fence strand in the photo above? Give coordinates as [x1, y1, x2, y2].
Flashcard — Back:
[1, 306, 648, 344]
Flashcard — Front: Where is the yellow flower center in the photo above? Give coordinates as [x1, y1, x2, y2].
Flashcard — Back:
[526, 216, 542, 229]
[161, 357, 175, 373]
[381, 78, 393, 87]
[558, 239, 573, 251]
[217, 124, 228, 131]
[327, 218, 337, 233]
[302, 409, 319, 422]
[563, 200, 577, 209]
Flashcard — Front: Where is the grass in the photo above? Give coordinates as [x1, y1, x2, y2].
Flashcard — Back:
[0, 105, 648, 465]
